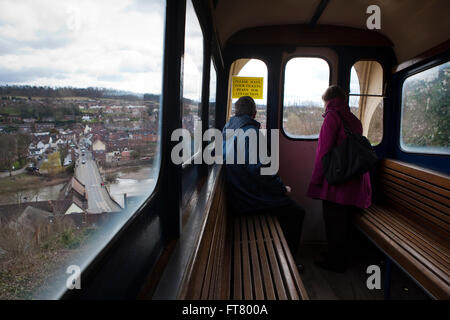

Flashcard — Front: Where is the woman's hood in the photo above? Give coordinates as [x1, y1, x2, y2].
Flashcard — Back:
[323, 98, 355, 123]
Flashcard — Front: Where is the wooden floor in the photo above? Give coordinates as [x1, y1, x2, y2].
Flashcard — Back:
[294, 231, 430, 300]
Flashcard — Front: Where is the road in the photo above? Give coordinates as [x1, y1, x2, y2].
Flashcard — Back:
[75, 150, 121, 214]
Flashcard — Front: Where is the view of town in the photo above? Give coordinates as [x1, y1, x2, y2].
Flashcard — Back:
[0, 86, 166, 299]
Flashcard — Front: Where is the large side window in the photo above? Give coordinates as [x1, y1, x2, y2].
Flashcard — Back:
[282, 57, 330, 138]
[0, 0, 165, 299]
[228, 59, 268, 128]
[182, 0, 204, 158]
[400, 61, 449, 155]
[349, 60, 384, 145]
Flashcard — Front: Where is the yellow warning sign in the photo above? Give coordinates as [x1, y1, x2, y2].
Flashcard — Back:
[232, 76, 264, 99]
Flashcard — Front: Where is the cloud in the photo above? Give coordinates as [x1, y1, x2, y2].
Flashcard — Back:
[125, 0, 165, 13]
[0, 0, 166, 94]
[0, 66, 67, 83]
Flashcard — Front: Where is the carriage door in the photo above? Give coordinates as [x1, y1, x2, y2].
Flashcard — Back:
[279, 48, 338, 244]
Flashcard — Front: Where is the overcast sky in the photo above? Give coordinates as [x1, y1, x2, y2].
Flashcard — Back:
[0, 0, 166, 95]
[0, 0, 362, 104]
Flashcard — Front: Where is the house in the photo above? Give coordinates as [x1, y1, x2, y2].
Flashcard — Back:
[93, 139, 106, 152]
[84, 124, 92, 134]
[106, 151, 121, 163]
[121, 150, 131, 161]
[64, 202, 84, 215]
[59, 176, 87, 209]
[64, 154, 72, 166]
[35, 123, 55, 131]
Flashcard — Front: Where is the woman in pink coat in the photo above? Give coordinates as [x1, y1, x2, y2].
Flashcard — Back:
[307, 85, 372, 273]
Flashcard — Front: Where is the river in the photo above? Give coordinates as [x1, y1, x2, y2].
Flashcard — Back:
[107, 166, 157, 208]
[0, 183, 66, 205]
[0, 166, 156, 207]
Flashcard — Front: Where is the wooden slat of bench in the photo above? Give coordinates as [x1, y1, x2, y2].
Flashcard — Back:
[233, 216, 242, 300]
[247, 216, 265, 299]
[220, 215, 232, 300]
[187, 185, 221, 299]
[367, 206, 450, 274]
[355, 213, 450, 299]
[252, 215, 276, 300]
[391, 211, 450, 263]
[259, 215, 288, 300]
[272, 215, 309, 300]
[240, 216, 254, 300]
[383, 159, 450, 190]
[201, 186, 224, 299]
[266, 215, 300, 300]
[382, 185, 450, 232]
[209, 188, 227, 299]
[362, 211, 450, 286]
[368, 206, 450, 260]
[382, 178, 450, 220]
[380, 169, 450, 207]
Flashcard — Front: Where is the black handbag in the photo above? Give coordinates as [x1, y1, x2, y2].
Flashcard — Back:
[321, 114, 378, 185]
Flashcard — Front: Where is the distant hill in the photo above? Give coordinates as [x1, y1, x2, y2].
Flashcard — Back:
[0, 85, 160, 102]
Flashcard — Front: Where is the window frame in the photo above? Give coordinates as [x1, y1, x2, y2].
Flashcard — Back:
[226, 57, 270, 126]
[57, 0, 172, 300]
[348, 58, 386, 146]
[398, 58, 450, 156]
[280, 54, 333, 141]
[181, 0, 206, 168]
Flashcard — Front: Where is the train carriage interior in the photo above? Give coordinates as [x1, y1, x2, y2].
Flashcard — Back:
[0, 0, 448, 301]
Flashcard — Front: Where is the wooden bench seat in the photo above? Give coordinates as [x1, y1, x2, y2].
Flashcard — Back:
[353, 159, 450, 299]
[179, 166, 308, 300]
[230, 214, 308, 300]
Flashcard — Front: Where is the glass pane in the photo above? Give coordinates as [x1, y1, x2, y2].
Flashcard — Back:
[283, 57, 330, 138]
[349, 67, 361, 117]
[209, 60, 217, 128]
[182, 0, 203, 157]
[0, 0, 165, 299]
[401, 61, 450, 155]
[350, 61, 384, 145]
[229, 59, 267, 129]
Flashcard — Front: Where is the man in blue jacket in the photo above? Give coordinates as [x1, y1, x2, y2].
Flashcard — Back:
[222, 96, 305, 263]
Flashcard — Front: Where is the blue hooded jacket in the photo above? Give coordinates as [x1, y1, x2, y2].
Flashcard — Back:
[222, 115, 290, 214]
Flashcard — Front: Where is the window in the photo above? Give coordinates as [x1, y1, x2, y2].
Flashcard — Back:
[228, 59, 268, 128]
[0, 0, 165, 299]
[400, 61, 450, 155]
[282, 57, 330, 138]
[182, 0, 203, 159]
[349, 60, 384, 145]
[209, 60, 217, 128]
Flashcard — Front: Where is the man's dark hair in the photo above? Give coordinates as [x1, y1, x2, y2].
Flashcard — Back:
[322, 85, 347, 102]
[235, 96, 256, 117]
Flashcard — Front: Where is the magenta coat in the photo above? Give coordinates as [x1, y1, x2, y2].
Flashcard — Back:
[306, 98, 372, 209]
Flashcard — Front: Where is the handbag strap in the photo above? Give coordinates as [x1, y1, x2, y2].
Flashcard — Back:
[329, 110, 353, 135]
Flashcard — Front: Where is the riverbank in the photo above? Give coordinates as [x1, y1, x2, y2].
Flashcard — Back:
[0, 173, 70, 194]
[101, 163, 154, 179]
